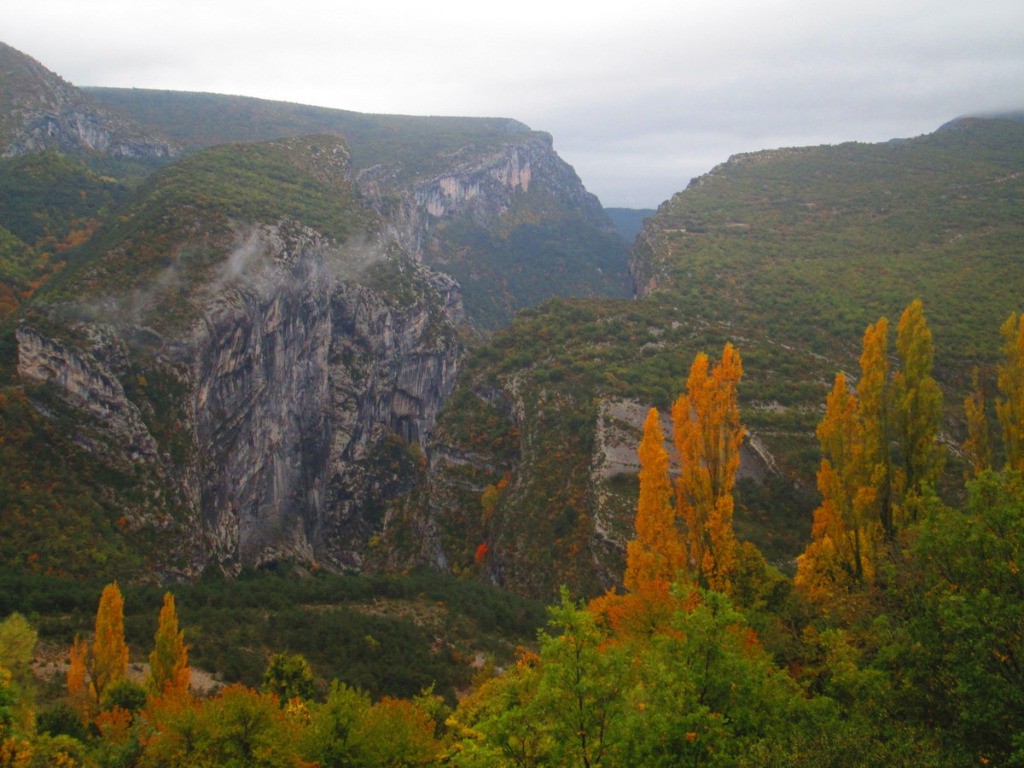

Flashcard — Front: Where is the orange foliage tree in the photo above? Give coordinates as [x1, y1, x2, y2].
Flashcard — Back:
[65, 583, 129, 721]
[795, 373, 876, 600]
[623, 408, 686, 599]
[672, 343, 744, 593]
[797, 301, 945, 603]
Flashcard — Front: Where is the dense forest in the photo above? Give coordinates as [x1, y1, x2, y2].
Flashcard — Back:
[2, 302, 1023, 766]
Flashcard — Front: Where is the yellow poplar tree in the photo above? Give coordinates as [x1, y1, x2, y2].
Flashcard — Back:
[672, 343, 744, 593]
[795, 373, 876, 601]
[624, 408, 686, 599]
[148, 593, 190, 701]
[997, 313, 1024, 473]
[963, 368, 993, 476]
[893, 299, 944, 523]
[857, 317, 898, 538]
[91, 583, 129, 703]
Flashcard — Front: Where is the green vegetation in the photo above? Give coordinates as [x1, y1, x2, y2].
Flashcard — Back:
[638, 118, 1024, 378]
[86, 87, 535, 179]
[0, 569, 543, 702]
[0, 152, 129, 318]
[399, 117, 1024, 598]
[431, 205, 630, 328]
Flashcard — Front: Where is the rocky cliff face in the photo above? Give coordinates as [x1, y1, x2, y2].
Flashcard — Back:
[356, 131, 629, 328]
[17, 220, 462, 575]
[0, 42, 177, 159]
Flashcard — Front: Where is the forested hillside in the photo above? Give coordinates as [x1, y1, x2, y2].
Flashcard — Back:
[386, 116, 1024, 597]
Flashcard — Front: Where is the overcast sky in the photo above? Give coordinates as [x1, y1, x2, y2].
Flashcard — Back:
[4, 0, 1023, 207]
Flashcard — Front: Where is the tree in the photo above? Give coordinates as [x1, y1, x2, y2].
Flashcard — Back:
[904, 469, 1024, 764]
[963, 367, 993, 476]
[997, 313, 1024, 473]
[141, 684, 305, 768]
[893, 299, 944, 522]
[858, 317, 896, 538]
[262, 652, 316, 705]
[672, 344, 744, 593]
[65, 583, 129, 723]
[795, 373, 877, 601]
[148, 592, 190, 701]
[91, 583, 129, 704]
[66, 636, 91, 722]
[0, 614, 36, 733]
[624, 408, 685, 599]
[301, 681, 372, 767]
[536, 591, 630, 768]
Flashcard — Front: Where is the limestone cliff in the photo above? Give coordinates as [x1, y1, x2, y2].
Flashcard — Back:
[0, 42, 177, 160]
[15, 145, 462, 576]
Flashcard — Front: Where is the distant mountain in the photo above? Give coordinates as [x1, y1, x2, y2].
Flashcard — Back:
[87, 87, 631, 328]
[604, 207, 656, 244]
[0, 43, 177, 164]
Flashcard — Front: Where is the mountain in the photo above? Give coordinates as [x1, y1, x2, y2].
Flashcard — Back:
[380, 116, 1024, 598]
[8, 135, 462, 579]
[86, 87, 631, 329]
[0, 43, 176, 165]
[0, 42, 629, 583]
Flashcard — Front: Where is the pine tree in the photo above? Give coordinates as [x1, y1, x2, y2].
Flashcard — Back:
[672, 343, 743, 593]
[148, 592, 190, 701]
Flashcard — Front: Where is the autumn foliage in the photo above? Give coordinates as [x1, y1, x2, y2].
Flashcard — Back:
[623, 408, 685, 598]
[672, 343, 744, 593]
[796, 300, 944, 603]
[66, 583, 129, 721]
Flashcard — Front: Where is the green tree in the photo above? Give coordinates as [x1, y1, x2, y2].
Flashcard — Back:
[0, 614, 36, 732]
[302, 681, 372, 768]
[262, 652, 316, 705]
[903, 469, 1024, 765]
[535, 590, 630, 768]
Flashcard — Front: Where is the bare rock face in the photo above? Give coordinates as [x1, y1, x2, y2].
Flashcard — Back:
[16, 324, 161, 465]
[0, 42, 177, 159]
[17, 222, 462, 574]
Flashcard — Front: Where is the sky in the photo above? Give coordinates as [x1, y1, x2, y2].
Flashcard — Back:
[3, 0, 1023, 208]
